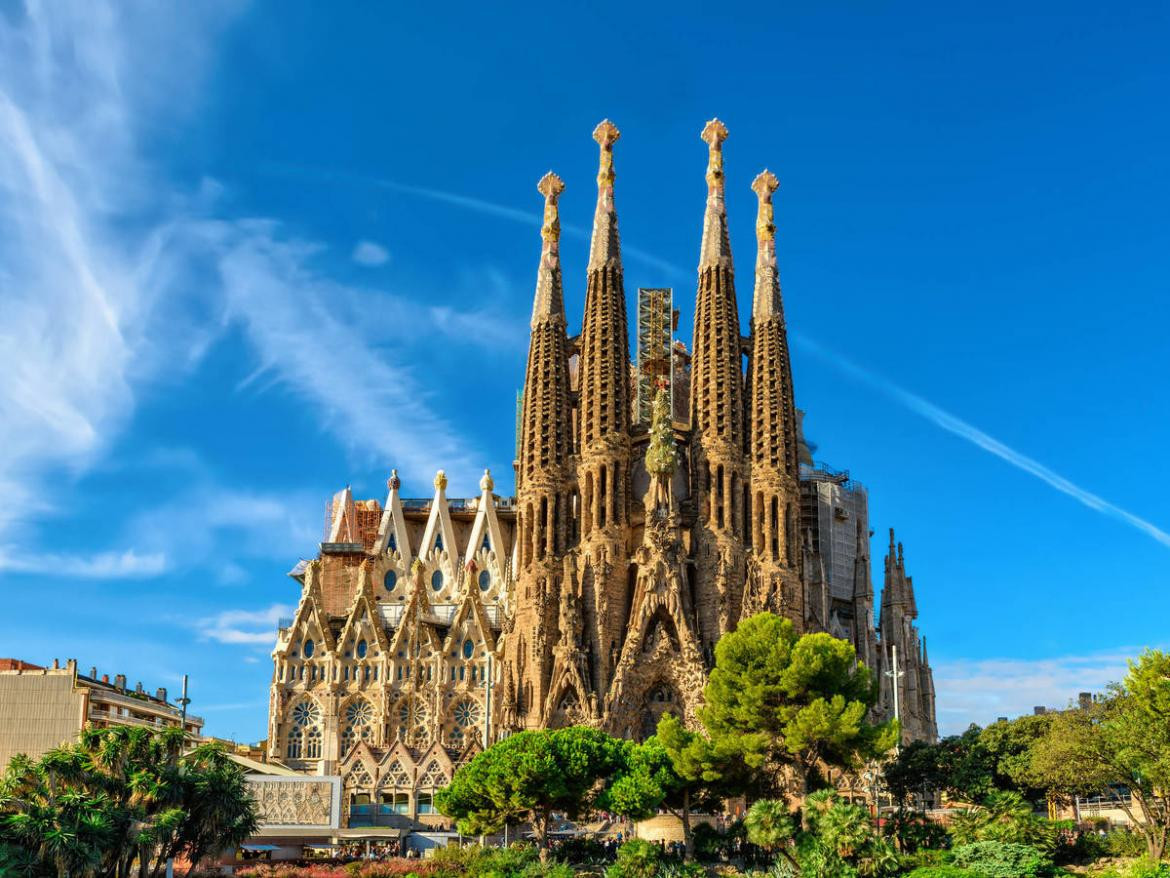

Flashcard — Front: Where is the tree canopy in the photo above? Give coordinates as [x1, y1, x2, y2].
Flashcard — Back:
[600, 713, 739, 857]
[1031, 650, 1170, 860]
[0, 725, 257, 878]
[436, 726, 623, 856]
[701, 612, 895, 792]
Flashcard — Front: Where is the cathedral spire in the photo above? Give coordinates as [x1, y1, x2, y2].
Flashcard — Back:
[588, 119, 621, 271]
[576, 120, 632, 703]
[531, 172, 566, 326]
[699, 119, 732, 269]
[517, 172, 572, 495]
[690, 118, 747, 646]
[751, 169, 783, 320]
[578, 118, 631, 453]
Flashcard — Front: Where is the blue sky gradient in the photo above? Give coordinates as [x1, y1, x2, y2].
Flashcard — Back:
[1, 0, 1167, 739]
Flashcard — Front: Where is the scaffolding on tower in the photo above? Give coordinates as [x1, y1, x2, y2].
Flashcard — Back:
[636, 287, 675, 427]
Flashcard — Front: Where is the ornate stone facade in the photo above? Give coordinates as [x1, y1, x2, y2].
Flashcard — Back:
[266, 119, 937, 822]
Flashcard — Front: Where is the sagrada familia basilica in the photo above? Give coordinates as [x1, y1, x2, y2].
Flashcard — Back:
[266, 120, 937, 820]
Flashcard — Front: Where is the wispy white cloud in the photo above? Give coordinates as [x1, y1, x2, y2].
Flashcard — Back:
[0, 547, 166, 578]
[352, 239, 390, 267]
[126, 479, 320, 580]
[197, 603, 294, 645]
[933, 648, 1144, 734]
[0, 1, 491, 550]
[795, 335, 1170, 550]
[265, 163, 692, 280]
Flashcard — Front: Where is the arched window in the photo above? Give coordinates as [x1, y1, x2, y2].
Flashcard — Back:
[356, 639, 368, 659]
[384, 570, 397, 591]
[305, 727, 322, 759]
[286, 728, 303, 759]
[434, 532, 444, 552]
[303, 639, 315, 658]
[341, 699, 374, 754]
[478, 570, 491, 591]
[431, 570, 443, 591]
[462, 639, 474, 659]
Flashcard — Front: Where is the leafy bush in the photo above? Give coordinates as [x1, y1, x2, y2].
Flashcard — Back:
[553, 836, 610, 865]
[1052, 827, 1107, 865]
[693, 822, 743, 863]
[429, 843, 539, 878]
[904, 868, 983, 878]
[658, 862, 708, 878]
[1126, 859, 1170, 878]
[1104, 830, 1149, 858]
[606, 840, 664, 878]
[948, 793, 1057, 854]
[950, 840, 1051, 878]
[883, 811, 950, 854]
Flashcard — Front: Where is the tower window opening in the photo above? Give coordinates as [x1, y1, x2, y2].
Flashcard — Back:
[771, 496, 780, 560]
[599, 466, 608, 528]
[716, 465, 725, 529]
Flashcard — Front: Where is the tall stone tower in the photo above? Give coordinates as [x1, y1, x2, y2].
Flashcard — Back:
[877, 529, 938, 743]
[574, 120, 633, 705]
[689, 119, 748, 652]
[746, 170, 804, 628]
[505, 171, 574, 729]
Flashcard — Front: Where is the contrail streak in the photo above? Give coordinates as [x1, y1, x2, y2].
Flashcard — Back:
[795, 334, 1170, 550]
[263, 162, 690, 280]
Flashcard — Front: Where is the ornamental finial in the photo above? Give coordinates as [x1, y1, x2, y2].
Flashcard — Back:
[752, 170, 779, 245]
[537, 172, 564, 246]
[593, 119, 620, 191]
[387, 468, 401, 491]
[433, 469, 447, 492]
[701, 119, 729, 195]
[479, 468, 494, 493]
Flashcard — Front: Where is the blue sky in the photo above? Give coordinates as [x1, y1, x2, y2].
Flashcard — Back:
[1, 0, 1167, 740]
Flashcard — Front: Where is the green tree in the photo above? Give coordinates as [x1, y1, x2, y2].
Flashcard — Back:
[948, 791, 1056, 853]
[702, 612, 895, 793]
[601, 714, 736, 859]
[884, 727, 997, 806]
[744, 798, 796, 863]
[437, 727, 623, 859]
[796, 790, 899, 878]
[978, 714, 1052, 802]
[0, 726, 257, 878]
[1032, 650, 1170, 861]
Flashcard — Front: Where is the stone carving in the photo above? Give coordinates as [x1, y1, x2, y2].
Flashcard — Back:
[249, 779, 333, 827]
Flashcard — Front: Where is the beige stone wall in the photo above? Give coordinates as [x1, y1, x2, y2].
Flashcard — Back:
[0, 670, 85, 768]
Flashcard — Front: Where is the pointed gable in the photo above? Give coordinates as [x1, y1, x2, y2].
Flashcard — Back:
[374, 469, 414, 566]
[328, 487, 358, 543]
[419, 471, 459, 565]
[279, 563, 336, 656]
[337, 567, 391, 651]
[444, 587, 497, 658]
[465, 469, 508, 571]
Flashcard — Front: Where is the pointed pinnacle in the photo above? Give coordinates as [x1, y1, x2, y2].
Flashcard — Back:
[588, 119, 622, 271]
[751, 169, 783, 320]
[533, 172, 567, 325]
[699, 119, 732, 270]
